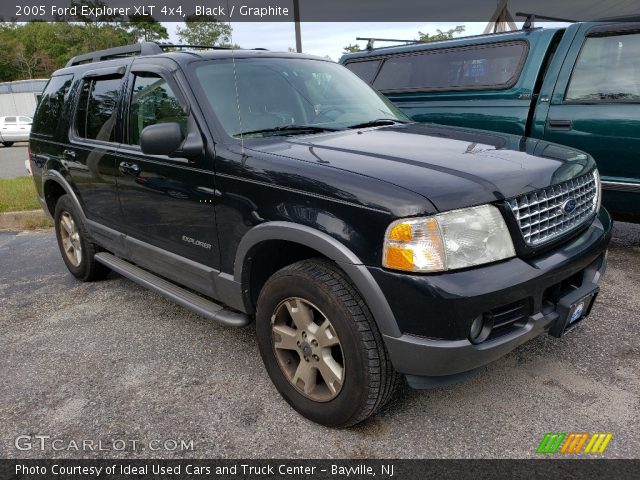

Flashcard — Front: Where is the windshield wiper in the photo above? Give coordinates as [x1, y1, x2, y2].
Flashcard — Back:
[235, 125, 341, 137]
[346, 118, 409, 129]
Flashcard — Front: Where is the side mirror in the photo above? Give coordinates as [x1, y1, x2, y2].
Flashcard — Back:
[140, 123, 184, 156]
[139, 122, 204, 159]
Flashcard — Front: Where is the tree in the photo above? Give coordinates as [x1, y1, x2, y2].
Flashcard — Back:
[342, 43, 361, 54]
[176, 15, 232, 46]
[418, 25, 465, 43]
[0, 21, 136, 80]
[124, 14, 168, 42]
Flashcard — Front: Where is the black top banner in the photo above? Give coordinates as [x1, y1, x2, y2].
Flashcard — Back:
[2, 459, 640, 480]
[4, 0, 640, 22]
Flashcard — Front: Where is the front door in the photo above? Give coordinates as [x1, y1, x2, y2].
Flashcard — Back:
[115, 59, 220, 287]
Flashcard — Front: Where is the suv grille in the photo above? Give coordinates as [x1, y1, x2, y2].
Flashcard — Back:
[507, 171, 597, 247]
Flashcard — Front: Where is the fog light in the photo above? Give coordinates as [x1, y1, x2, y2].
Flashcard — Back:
[469, 313, 494, 344]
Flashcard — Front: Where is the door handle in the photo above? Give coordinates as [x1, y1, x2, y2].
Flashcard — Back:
[62, 149, 76, 160]
[547, 119, 573, 130]
[118, 161, 140, 176]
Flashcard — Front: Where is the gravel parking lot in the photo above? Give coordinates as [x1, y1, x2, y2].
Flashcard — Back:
[0, 223, 638, 459]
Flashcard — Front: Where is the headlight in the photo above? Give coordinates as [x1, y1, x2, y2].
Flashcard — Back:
[383, 204, 515, 273]
[593, 169, 602, 212]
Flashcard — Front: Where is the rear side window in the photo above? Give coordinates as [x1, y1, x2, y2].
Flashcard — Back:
[32, 74, 73, 136]
[566, 32, 640, 102]
[4, 117, 17, 124]
[75, 77, 122, 142]
[372, 41, 528, 92]
[344, 60, 381, 83]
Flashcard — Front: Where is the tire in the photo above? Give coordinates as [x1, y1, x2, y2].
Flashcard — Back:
[256, 258, 400, 427]
[2, 142, 14, 147]
[54, 194, 110, 281]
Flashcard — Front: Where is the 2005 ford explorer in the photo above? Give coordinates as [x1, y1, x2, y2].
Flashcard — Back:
[30, 42, 611, 427]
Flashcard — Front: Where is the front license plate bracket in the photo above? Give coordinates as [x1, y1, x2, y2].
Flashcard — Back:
[548, 286, 599, 338]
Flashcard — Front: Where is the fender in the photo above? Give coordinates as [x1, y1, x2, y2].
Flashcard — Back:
[233, 221, 402, 338]
[41, 169, 86, 222]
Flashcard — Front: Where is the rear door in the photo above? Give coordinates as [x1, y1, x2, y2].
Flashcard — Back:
[539, 23, 640, 216]
[115, 58, 220, 284]
[67, 67, 125, 228]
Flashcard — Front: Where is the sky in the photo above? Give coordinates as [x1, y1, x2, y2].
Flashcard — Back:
[165, 22, 498, 61]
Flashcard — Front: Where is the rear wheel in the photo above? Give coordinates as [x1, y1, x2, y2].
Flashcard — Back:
[256, 259, 400, 427]
[2, 142, 14, 147]
[54, 195, 110, 281]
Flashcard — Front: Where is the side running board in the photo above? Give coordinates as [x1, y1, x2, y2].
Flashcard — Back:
[94, 252, 251, 328]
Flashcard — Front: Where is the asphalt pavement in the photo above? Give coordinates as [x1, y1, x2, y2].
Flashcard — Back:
[0, 223, 638, 459]
[0, 144, 29, 179]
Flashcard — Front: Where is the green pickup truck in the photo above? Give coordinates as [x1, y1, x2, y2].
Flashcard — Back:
[341, 19, 640, 221]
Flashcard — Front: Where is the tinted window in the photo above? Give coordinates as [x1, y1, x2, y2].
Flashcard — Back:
[566, 33, 640, 102]
[4, 117, 17, 124]
[128, 73, 187, 145]
[372, 42, 527, 92]
[32, 75, 73, 136]
[75, 77, 122, 142]
[344, 60, 381, 83]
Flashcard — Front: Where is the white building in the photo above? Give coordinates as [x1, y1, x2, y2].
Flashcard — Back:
[0, 79, 48, 117]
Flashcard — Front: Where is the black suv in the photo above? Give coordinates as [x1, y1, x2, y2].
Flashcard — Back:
[30, 42, 611, 427]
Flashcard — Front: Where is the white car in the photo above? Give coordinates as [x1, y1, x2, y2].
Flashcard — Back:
[0, 116, 32, 147]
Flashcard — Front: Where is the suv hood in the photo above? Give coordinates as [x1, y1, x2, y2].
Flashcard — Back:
[252, 123, 595, 212]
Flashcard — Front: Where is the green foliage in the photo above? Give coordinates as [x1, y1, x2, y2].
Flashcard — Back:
[342, 44, 361, 54]
[0, 14, 235, 81]
[123, 14, 169, 42]
[176, 15, 232, 46]
[418, 25, 465, 43]
[0, 20, 136, 81]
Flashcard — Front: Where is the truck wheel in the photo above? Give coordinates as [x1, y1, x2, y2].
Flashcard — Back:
[256, 259, 400, 427]
[54, 194, 110, 281]
[2, 142, 14, 147]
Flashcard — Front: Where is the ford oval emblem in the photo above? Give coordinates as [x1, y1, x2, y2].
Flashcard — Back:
[562, 198, 577, 214]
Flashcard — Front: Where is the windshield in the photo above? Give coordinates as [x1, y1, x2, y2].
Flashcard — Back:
[193, 57, 410, 138]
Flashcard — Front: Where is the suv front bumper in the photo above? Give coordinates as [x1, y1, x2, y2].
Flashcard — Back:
[373, 209, 612, 378]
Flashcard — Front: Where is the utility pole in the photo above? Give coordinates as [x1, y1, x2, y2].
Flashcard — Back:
[293, 0, 302, 52]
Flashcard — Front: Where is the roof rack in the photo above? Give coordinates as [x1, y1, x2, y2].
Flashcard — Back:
[516, 12, 577, 29]
[65, 42, 247, 67]
[355, 37, 424, 50]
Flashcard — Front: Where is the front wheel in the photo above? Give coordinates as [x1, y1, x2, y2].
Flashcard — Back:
[2, 141, 14, 147]
[256, 259, 399, 427]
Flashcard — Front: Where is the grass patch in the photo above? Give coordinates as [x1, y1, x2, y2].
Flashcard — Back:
[19, 213, 53, 229]
[0, 176, 40, 213]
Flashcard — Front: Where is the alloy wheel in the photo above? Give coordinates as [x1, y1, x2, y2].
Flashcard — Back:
[59, 212, 82, 267]
[271, 297, 345, 402]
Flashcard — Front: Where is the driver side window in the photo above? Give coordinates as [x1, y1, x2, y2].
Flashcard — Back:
[128, 73, 187, 145]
